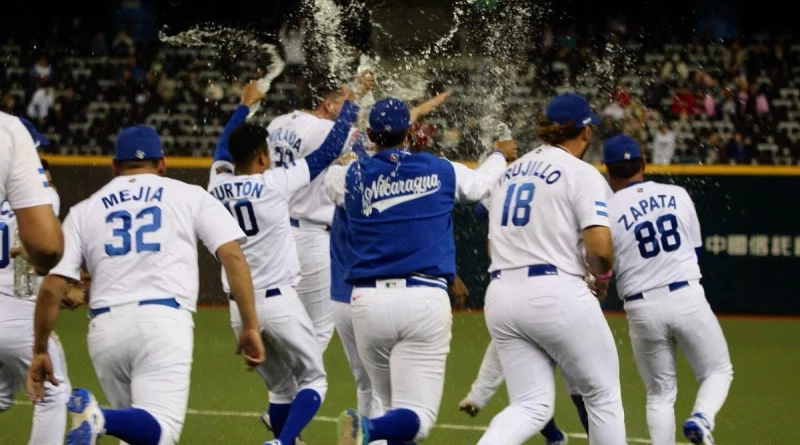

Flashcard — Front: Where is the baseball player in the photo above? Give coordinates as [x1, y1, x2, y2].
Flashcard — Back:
[26, 125, 265, 445]
[267, 79, 368, 352]
[0, 119, 72, 445]
[0, 111, 63, 274]
[477, 93, 626, 445]
[208, 83, 359, 445]
[328, 97, 517, 445]
[602, 135, 733, 445]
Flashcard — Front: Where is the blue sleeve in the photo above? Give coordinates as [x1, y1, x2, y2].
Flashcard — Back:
[213, 105, 250, 162]
[474, 202, 489, 220]
[695, 247, 702, 260]
[305, 101, 360, 180]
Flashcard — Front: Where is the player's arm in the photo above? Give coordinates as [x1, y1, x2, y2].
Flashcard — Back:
[276, 100, 360, 198]
[27, 209, 84, 401]
[325, 154, 358, 206]
[449, 140, 517, 202]
[8, 124, 63, 271]
[194, 192, 264, 367]
[574, 169, 614, 297]
[410, 91, 452, 122]
[210, 82, 266, 181]
[684, 189, 703, 260]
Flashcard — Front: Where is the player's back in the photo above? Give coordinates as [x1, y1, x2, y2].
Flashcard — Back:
[608, 181, 702, 298]
[267, 110, 337, 226]
[72, 174, 217, 311]
[208, 170, 300, 292]
[487, 145, 610, 277]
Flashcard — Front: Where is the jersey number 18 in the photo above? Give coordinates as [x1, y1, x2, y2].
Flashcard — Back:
[501, 182, 535, 226]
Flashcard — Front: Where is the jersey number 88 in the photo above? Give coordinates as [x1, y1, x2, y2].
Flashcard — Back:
[634, 213, 681, 259]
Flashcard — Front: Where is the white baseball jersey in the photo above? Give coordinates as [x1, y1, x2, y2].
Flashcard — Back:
[0, 112, 52, 211]
[208, 159, 314, 292]
[608, 181, 702, 298]
[267, 111, 353, 226]
[487, 145, 610, 276]
[49, 174, 245, 312]
[0, 188, 60, 300]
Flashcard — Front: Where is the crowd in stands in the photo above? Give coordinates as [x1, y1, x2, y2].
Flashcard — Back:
[2, 17, 800, 165]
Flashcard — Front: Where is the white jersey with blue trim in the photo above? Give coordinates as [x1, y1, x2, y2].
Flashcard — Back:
[208, 160, 311, 293]
[0, 112, 52, 211]
[267, 110, 355, 226]
[608, 181, 702, 299]
[49, 174, 246, 312]
[487, 145, 611, 276]
[0, 187, 60, 300]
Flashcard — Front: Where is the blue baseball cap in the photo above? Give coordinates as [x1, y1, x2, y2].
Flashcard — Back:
[603, 134, 642, 163]
[545, 93, 601, 129]
[18, 117, 49, 148]
[369, 97, 411, 133]
[114, 125, 164, 161]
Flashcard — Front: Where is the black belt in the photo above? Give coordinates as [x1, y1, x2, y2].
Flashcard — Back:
[490, 264, 558, 280]
[229, 288, 281, 301]
[290, 218, 331, 232]
[624, 281, 689, 302]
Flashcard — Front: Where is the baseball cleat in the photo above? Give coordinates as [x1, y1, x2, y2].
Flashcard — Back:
[65, 388, 105, 445]
[261, 412, 307, 445]
[458, 397, 481, 417]
[336, 409, 367, 445]
[683, 413, 715, 445]
[545, 433, 569, 445]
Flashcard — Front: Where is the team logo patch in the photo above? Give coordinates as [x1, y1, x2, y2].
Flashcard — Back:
[135, 150, 145, 159]
[389, 153, 398, 162]
[637, 187, 643, 192]
[384, 282, 397, 288]
[129, 178, 136, 183]
[216, 166, 232, 174]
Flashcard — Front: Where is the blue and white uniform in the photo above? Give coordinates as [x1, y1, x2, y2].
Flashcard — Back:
[478, 94, 626, 445]
[209, 101, 358, 445]
[0, 116, 69, 445]
[326, 98, 507, 442]
[604, 135, 732, 445]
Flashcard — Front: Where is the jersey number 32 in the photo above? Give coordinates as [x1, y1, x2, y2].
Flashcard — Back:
[105, 206, 162, 256]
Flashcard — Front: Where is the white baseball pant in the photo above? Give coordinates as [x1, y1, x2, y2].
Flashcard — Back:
[466, 339, 583, 409]
[87, 302, 194, 445]
[624, 280, 733, 445]
[331, 300, 383, 418]
[351, 282, 452, 441]
[293, 226, 335, 351]
[478, 268, 626, 445]
[0, 297, 71, 445]
[229, 285, 327, 405]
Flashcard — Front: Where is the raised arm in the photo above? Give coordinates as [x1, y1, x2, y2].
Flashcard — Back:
[211, 83, 266, 178]
[450, 140, 517, 203]
[303, 100, 360, 181]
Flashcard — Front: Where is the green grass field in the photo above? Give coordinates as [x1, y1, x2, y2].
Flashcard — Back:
[2, 308, 799, 444]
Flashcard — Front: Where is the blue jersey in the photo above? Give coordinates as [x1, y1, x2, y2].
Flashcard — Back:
[337, 148, 506, 283]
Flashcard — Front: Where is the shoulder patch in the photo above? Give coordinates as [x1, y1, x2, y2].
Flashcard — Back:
[216, 166, 233, 175]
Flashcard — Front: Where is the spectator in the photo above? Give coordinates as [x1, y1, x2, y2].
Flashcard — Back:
[719, 88, 737, 118]
[27, 84, 55, 122]
[662, 54, 689, 83]
[30, 56, 54, 84]
[1, 93, 19, 115]
[112, 30, 135, 55]
[90, 32, 107, 55]
[156, 72, 177, 103]
[702, 89, 717, 117]
[724, 131, 753, 164]
[652, 123, 677, 164]
[204, 81, 225, 103]
[755, 84, 770, 115]
[610, 83, 631, 108]
[671, 86, 695, 116]
[703, 131, 723, 164]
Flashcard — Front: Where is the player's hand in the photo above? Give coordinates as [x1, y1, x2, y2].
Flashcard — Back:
[335, 151, 359, 167]
[410, 91, 452, 122]
[494, 139, 518, 161]
[449, 275, 469, 310]
[236, 328, 266, 368]
[61, 286, 86, 310]
[354, 69, 375, 98]
[590, 279, 609, 302]
[240, 81, 266, 107]
[26, 352, 58, 403]
[341, 84, 357, 102]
